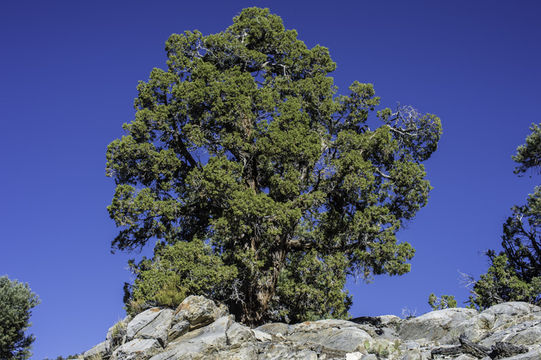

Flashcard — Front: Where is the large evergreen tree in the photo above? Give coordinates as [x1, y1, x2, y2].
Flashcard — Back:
[0, 276, 40, 360]
[469, 124, 541, 309]
[106, 7, 441, 324]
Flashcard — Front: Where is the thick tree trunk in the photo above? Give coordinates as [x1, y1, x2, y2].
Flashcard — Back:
[241, 248, 286, 325]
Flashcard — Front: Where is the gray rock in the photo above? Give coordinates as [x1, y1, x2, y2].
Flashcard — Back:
[483, 302, 538, 317]
[225, 321, 254, 346]
[252, 328, 273, 342]
[256, 322, 291, 337]
[345, 352, 364, 360]
[479, 320, 541, 347]
[150, 315, 231, 360]
[276, 349, 318, 360]
[291, 349, 319, 360]
[257, 343, 318, 360]
[377, 315, 402, 327]
[172, 295, 228, 330]
[208, 343, 259, 359]
[459, 311, 498, 342]
[398, 307, 477, 344]
[399, 351, 428, 360]
[81, 297, 541, 360]
[126, 308, 173, 346]
[507, 323, 541, 345]
[288, 320, 372, 352]
[111, 339, 161, 360]
[399, 340, 420, 351]
[83, 341, 108, 360]
[126, 309, 161, 340]
[501, 345, 541, 360]
[456, 303, 539, 346]
[167, 319, 189, 341]
[360, 354, 377, 360]
[453, 355, 477, 360]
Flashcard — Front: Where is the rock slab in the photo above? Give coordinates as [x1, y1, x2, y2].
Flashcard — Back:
[82, 297, 541, 360]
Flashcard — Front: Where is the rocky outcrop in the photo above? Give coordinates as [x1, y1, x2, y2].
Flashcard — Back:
[82, 296, 541, 360]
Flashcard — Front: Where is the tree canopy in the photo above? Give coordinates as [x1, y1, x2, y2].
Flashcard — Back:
[106, 7, 441, 324]
[469, 124, 541, 309]
[0, 276, 40, 360]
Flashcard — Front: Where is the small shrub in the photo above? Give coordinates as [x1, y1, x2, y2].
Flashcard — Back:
[428, 293, 457, 310]
[108, 319, 128, 350]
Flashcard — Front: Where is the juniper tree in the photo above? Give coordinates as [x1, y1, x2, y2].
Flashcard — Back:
[469, 124, 541, 309]
[505, 123, 541, 290]
[106, 7, 441, 324]
[0, 276, 40, 360]
[513, 123, 541, 175]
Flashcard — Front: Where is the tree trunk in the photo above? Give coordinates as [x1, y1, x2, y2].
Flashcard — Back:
[241, 248, 286, 325]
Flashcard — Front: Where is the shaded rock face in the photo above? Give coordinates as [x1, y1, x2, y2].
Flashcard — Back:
[82, 296, 541, 360]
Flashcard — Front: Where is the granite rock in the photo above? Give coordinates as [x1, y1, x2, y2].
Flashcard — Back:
[82, 296, 541, 360]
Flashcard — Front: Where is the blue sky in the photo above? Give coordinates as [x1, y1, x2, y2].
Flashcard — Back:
[1, 0, 540, 358]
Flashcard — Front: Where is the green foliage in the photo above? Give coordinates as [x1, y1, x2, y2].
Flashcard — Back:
[0, 276, 40, 360]
[428, 293, 457, 310]
[107, 319, 128, 351]
[468, 254, 541, 310]
[500, 187, 541, 287]
[469, 123, 541, 309]
[272, 250, 352, 322]
[513, 123, 541, 175]
[106, 7, 441, 324]
[124, 239, 237, 315]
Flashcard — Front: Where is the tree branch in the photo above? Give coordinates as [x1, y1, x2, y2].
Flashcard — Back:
[375, 167, 392, 179]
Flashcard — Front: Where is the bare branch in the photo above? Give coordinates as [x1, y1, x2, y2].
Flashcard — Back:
[375, 167, 392, 179]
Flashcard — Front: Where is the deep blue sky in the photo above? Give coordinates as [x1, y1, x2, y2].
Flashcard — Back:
[1, 1, 540, 358]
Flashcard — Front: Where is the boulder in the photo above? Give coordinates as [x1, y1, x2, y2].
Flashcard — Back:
[256, 322, 290, 337]
[225, 321, 254, 346]
[111, 338, 161, 360]
[500, 345, 541, 360]
[345, 352, 363, 360]
[254, 343, 319, 359]
[206, 343, 259, 359]
[126, 308, 173, 346]
[359, 355, 377, 360]
[83, 341, 107, 360]
[479, 320, 541, 348]
[150, 315, 232, 360]
[167, 319, 190, 341]
[452, 302, 541, 348]
[287, 319, 373, 353]
[252, 328, 273, 342]
[172, 295, 228, 331]
[398, 307, 477, 343]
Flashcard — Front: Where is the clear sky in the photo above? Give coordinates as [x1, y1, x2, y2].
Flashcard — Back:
[1, 0, 540, 358]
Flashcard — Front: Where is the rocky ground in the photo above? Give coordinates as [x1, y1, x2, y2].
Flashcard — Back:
[82, 295, 541, 360]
